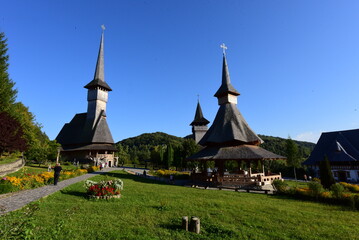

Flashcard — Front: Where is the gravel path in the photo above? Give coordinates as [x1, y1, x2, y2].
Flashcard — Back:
[0, 167, 120, 215]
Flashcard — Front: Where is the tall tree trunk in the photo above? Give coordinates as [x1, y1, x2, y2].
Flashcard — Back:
[293, 166, 297, 180]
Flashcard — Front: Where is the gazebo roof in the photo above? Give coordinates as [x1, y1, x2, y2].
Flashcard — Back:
[187, 144, 286, 161]
[198, 102, 262, 146]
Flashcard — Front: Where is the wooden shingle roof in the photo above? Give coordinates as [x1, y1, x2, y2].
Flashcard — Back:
[56, 111, 115, 149]
[303, 129, 359, 165]
[190, 101, 210, 126]
[188, 144, 285, 161]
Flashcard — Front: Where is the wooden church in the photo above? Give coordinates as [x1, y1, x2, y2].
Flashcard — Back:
[188, 46, 285, 188]
[190, 100, 210, 144]
[56, 29, 117, 167]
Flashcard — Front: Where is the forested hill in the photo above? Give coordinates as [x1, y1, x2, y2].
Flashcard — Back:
[117, 132, 184, 147]
[117, 132, 316, 159]
[259, 135, 316, 159]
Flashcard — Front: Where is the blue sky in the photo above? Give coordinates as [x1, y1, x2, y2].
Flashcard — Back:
[2, 1, 359, 143]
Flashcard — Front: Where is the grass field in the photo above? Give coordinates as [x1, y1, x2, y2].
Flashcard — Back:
[0, 156, 20, 165]
[1, 171, 359, 240]
[6, 164, 79, 177]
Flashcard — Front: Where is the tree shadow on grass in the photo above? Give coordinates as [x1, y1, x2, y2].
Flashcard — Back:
[60, 189, 88, 199]
[268, 193, 358, 211]
[158, 218, 182, 231]
[98, 171, 174, 186]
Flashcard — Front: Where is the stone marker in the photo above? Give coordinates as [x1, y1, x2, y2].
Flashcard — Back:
[182, 216, 188, 231]
[189, 216, 200, 234]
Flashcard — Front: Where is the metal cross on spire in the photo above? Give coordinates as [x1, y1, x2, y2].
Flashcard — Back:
[197, 94, 200, 102]
[101, 24, 106, 32]
[220, 43, 227, 55]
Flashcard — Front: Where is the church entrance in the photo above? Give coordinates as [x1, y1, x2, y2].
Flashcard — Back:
[108, 161, 112, 167]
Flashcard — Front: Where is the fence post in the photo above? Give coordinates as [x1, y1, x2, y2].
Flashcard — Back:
[189, 216, 200, 234]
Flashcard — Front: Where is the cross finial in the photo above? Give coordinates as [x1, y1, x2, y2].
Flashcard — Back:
[220, 43, 227, 55]
[197, 94, 200, 102]
[101, 24, 106, 31]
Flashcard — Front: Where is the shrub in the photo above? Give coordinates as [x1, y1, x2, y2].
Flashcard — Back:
[319, 156, 335, 189]
[0, 179, 17, 194]
[154, 169, 190, 179]
[308, 181, 324, 199]
[87, 166, 99, 173]
[339, 182, 359, 193]
[330, 183, 345, 199]
[273, 179, 288, 193]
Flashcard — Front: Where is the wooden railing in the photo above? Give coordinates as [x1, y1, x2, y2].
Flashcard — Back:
[191, 172, 282, 187]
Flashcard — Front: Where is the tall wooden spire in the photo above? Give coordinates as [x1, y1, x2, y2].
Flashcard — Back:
[84, 27, 112, 91]
[199, 46, 262, 146]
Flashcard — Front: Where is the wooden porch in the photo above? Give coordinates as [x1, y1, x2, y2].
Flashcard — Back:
[190, 171, 282, 188]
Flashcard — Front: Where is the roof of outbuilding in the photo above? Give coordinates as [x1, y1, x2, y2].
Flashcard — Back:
[303, 129, 359, 165]
[190, 101, 210, 126]
[198, 103, 262, 146]
[187, 144, 285, 161]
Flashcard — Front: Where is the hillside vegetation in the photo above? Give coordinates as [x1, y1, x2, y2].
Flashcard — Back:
[115, 132, 315, 177]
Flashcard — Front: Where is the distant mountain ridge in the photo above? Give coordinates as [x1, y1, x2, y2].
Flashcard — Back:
[117, 132, 316, 158]
[117, 132, 184, 147]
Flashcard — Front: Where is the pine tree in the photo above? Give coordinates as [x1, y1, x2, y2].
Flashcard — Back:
[286, 137, 300, 179]
[165, 144, 174, 169]
[319, 156, 335, 189]
[0, 32, 17, 113]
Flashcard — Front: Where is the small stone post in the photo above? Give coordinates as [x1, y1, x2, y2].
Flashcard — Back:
[182, 216, 188, 231]
[189, 216, 200, 234]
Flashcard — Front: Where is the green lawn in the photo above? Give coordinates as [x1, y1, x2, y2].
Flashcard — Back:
[0, 156, 20, 165]
[285, 180, 309, 188]
[1, 171, 359, 240]
[6, 164, 79, 177]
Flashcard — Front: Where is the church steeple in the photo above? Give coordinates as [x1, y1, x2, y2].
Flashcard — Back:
[85, 26, 112, 124]
[84, 26, 112, 91]
[214, 44, 239, 105]
[190, 100, 210, 126]
[190, 99, 210, 143]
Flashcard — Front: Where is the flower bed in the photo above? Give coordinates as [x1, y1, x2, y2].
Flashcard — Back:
[152, 169, 190, 179]
[84, 179, 123, 199]
[0, 168, 91, 194]
[273, 180, 359, 210]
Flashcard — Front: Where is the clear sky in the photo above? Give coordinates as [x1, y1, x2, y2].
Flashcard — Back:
[2, 1, 359, 143]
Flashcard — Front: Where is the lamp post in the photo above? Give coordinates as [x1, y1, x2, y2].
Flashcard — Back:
[56, 147, 61, 164]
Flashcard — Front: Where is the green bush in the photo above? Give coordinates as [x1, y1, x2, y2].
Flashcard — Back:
[308, 181, 324, 199]
[0, 181, 16, 194]
[273, 180, 288, 193]
[330, 183, 345, 199]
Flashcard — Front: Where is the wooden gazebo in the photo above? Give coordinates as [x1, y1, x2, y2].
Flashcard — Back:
[187, 49, 285, 188]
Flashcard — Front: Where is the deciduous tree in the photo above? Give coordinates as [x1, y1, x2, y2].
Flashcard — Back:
[0, 111, 27, 156]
